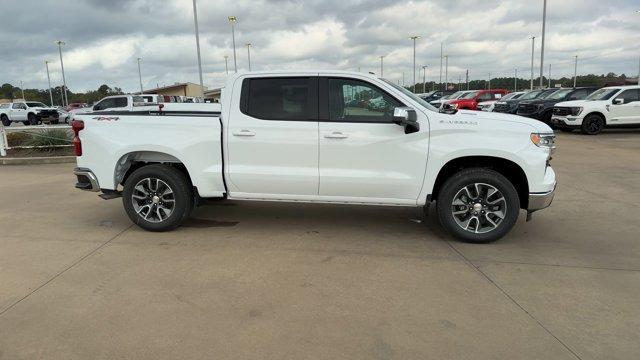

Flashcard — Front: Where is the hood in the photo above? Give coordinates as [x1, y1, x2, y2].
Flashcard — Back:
[455, 109, 553, 133]
[554, 100, 589, 107]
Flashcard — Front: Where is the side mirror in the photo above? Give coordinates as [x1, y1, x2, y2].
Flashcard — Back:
[393, 107, 420, 134]
[613, 98, 624, 105]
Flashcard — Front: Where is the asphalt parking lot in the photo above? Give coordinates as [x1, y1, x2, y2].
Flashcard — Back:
[1, 131, 639, 360]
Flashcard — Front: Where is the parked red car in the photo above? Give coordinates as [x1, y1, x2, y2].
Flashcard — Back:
[444, 89, 509, 111]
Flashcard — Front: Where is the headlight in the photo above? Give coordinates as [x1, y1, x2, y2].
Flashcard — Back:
[451, 103, 458, 109]
[530, 133, 556, 153]
[570, 107, 583, 116]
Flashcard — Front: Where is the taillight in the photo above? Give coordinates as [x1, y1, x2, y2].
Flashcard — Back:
[71, 120, 84, 156]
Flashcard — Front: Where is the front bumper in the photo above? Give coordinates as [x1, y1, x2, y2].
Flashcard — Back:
[74, 167, 100, 192]
[528, 185, 555, 211]
[551, 115, 581, 128]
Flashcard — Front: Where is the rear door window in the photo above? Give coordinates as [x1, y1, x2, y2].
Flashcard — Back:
[242, 77, 317, 121]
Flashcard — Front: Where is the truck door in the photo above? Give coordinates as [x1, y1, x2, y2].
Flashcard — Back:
[10, 103, 27, 121]
[226, 77, 319, 196]
[318, 77, 429, 203]
[609, 89, 640, 125]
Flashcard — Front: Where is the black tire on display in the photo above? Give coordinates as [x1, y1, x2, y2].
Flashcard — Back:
[436, 168, 520, 243]
[580, 113, 605, 135]
[27, 113, 39, 126]
[1, 115, 10, 127]
[122, 164, 194, 232]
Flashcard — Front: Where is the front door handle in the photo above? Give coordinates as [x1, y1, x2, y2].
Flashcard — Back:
[324, 131, 348, 139]
[232, 129, 255, 137]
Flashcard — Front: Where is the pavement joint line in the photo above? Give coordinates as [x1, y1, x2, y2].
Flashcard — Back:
[466, 259, 640, 273]
[443, 240, 583, 360]
[0, 224, 134, 318]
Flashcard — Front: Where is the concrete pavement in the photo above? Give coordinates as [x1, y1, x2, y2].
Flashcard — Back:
[1, 131, 639, 359]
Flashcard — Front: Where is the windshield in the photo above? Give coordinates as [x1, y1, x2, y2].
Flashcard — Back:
[460, 91, 479, 99]
[586, 88, 619, 101]
[420, 91, 436, 98]
[502, 92, 523, 101]
[382, 79, 439, 112]
[538, 89, 559, 99]
[546, 89, 573, 100]
[519, 90, 543, 100]
[26, 102, 47, 107]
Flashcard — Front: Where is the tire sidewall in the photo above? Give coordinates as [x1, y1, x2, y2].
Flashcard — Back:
[437, 169, 520, 243]
[122, 165, 193, 231]
[581, 114, 604, 135]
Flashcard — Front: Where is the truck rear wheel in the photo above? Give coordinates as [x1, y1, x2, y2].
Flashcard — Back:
[436, 168, 520, 243]
[122, 164, 193, 231]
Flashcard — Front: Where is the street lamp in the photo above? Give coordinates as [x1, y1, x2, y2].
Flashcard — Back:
[45, 60, 54, 106]
[191, 0, 204, 97]
[422, 65, 428, 94]
[137, 57, 143, 93]
[539, 0, 547, 88]
[246, 43, 252, 71]
[444, 55, 449, 90]
[228, 16, 238, 72]
[224, 55, 229, 74]
[54, 40, 68, 106]
[529, 36, 536, 90]
[20, 80, 25, 100]
[409, 36, 420, 93]
[573, 55, 578, 88]
[379, 55, 385, 77]
[439, 42, 443, 90]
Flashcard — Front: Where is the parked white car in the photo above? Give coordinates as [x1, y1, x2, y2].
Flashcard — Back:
[552, 85, 640, 134]
[0, 101, 59, 126]
[72, 71, 556, 243]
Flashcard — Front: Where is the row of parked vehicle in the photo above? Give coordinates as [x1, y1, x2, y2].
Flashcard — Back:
[419, 84, 640, 135]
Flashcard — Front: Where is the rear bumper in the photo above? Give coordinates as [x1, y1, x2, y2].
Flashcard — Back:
[528, 185, 555, 211]
[74, 167, 100, 192]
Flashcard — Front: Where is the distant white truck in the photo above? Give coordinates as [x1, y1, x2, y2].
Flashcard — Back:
[71, 95, 220, 117]
[552, 85, 640, 134]
[0, 101, 60, 126]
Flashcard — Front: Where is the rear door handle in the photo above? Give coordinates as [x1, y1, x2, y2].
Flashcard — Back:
[324, 131, 348, 139]
[232, 130, 255, 137]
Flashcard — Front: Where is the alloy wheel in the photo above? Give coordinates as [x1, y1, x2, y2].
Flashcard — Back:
[131, 178, 175, 223]
[450, 182, 507, 234]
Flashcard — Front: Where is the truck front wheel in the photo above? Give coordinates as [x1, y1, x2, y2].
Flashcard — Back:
[27, 113, 40, 126]
[436, 168, 520, 243]
[1, 115, 9, 127]
[122, 164, 193, 231]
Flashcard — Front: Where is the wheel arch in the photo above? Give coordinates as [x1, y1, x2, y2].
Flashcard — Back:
[115, 151, 193, 190]
[584, 111, 606, 122]
[431, 156, 529, 209]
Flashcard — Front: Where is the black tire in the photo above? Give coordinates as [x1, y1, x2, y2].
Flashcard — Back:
[1, 115, 10, 127]
[581, 113, 605, 135]
[436, 168, 520, 243]
[27, 113, 39, 126]
[122, 164, 193, 232]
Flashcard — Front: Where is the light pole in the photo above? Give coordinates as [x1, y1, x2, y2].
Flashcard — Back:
[530, 36, 536, 90]
[55, 40, 68, 106]
[573, 55, 578, 88]
[539, 0, 547, 88]
[488, 72, 491, 90]
[444, 55, 449, 90]
[224, 55, 229, 74]
[191, 0, 204, 97]
[439, 42, 443, 90]
[514, 68, 518, 91]
[246, 43, 252, 71]
[466, 69, 469, 90]
[137, 57, 143, 93]
[410, 36, 420, 93]
[422, 65, 428, 93]
[548, 63, 551, 88]
[20, 80, 25, 100]
[228, 16, 238, 72]
[45, 61, 54, 106]
[379, 55, 384, 77]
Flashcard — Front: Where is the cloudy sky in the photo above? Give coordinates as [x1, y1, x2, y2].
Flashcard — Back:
[2, 0, 639, 93]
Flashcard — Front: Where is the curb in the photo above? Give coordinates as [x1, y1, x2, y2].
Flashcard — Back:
[0, 156, 76, 165]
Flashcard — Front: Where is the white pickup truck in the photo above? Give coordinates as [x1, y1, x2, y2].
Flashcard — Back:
[0, 101, 60, 126]
[72, 71, 556, 243]
[552, 85, 640, 134]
